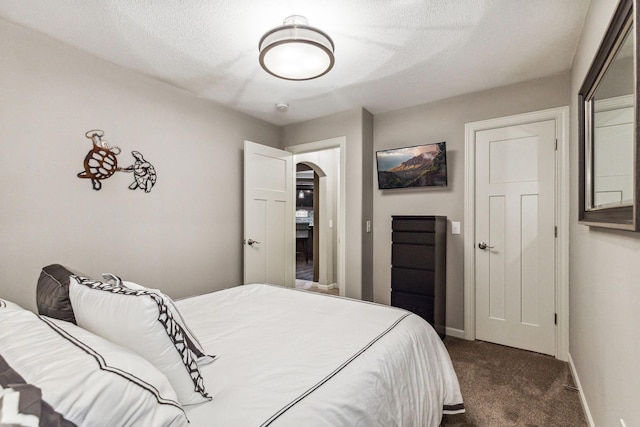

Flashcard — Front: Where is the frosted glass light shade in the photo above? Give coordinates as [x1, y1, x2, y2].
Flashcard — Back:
[259, 16, 335, 81]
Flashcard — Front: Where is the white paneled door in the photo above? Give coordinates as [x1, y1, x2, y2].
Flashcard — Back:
[243, 141, 294, 287]
[475, 120, 556, 356]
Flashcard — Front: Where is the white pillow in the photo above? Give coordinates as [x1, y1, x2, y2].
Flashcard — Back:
[69, 275, 211, 406]
[0, 306, 188, 426]
[101, 273, 216, 366]
[0, 298, 23, 310]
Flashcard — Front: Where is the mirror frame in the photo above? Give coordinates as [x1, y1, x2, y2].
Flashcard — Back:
[579, 0, 640, 230]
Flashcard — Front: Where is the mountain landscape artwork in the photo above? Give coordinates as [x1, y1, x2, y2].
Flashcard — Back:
[377, 142, 447, 189]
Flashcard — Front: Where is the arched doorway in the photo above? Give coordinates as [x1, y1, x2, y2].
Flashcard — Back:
[295, 163, 316, 281]
[294, 159, 338, 295]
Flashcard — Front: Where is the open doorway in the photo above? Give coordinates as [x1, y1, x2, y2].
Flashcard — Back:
[288, 139, 344, 296]
[294, 160, 339, 296]
[295, 164, 315, 281]
[244, 138, 344, 293]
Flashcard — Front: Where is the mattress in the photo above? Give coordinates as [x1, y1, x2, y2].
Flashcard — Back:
[176, 284, 464, 426]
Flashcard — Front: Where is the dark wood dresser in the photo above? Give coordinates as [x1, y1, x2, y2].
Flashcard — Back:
[391, 215, 447, 338]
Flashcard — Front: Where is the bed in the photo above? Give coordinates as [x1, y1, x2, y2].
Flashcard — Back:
[0, 264, 464, 426]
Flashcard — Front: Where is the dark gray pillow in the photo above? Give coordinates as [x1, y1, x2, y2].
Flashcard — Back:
[36, 264, 84, 324]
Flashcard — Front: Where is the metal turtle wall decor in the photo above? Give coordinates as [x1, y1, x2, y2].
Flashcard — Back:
[77, 130, 157, 192]
[77, 130, 120, 190]
[122, 151, 157, 192]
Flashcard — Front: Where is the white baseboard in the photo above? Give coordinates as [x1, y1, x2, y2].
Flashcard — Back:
[568, 352, 595, 427]
[445, 327, 465, 339]
[317, 282, 336, 291]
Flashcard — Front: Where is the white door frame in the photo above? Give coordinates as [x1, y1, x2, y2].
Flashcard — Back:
[463, 107, 570, 361]
[286, 137, 346, 296]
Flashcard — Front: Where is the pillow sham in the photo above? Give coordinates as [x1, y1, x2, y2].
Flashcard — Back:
[69, 275, 210, 406]
[101, 273, 216, 366]
[36, 264, 84, 324]
[0, 298, 22, 310]
[0, 305, 188, 426]
[0, 382, 72, 427]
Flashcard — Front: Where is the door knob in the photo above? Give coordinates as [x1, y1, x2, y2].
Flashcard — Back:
[478, 242, 494, 250]
[246, 239, 261, 246]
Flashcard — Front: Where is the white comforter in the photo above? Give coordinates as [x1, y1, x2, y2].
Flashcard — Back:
[176, 284, 463, 427]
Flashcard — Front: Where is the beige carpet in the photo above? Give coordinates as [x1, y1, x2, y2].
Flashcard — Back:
[442, 337, 587, 427]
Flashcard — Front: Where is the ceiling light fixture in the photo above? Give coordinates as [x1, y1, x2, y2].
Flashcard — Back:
[259, 15, 335, 81]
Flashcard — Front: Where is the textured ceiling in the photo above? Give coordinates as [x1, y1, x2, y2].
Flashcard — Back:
[0, 0, 590, 126]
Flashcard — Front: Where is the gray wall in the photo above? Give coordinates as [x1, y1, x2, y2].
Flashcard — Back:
[373, 73, 570, 331]
[569, 0, 640, 425]
[282, 108, 374, 300]
[0, 19, 281, 310]
[361, 110, 375, 302]
[4, 8, 639, 424]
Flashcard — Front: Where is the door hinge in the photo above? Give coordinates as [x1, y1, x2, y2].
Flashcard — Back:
[554, 226, 558, 238]
[554, 313, 558, 325]
[555, 139, 558, 151]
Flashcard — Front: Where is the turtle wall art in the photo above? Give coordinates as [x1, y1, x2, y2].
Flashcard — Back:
[77, 130, 157, 192]
[122, 151, 157, 192]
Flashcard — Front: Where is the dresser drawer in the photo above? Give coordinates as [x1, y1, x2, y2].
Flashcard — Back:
[392, 218, 436, 232]
[391, 267, 435, 296]
[392, 244, 435, 270]
[391, 291, 434, 325]
[392, 231, 435, 245]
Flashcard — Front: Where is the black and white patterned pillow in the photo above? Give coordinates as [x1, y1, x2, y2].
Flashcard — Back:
[0, 382, 72, 427]
[0, 298, 23, 310]
[69, 275, 211, 405]
[0, 307, 187, 426]
[101, 273, 216, 366]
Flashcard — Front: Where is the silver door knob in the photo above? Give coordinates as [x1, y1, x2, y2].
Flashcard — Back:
[246, 239, 261, 246]
[478, 242, 494, 250]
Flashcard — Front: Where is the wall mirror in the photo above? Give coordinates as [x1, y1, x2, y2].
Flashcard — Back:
[579, 0, 640, 230]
